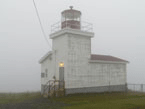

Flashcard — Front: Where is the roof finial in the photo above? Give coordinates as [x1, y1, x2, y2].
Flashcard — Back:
[70, 6, 73, 10]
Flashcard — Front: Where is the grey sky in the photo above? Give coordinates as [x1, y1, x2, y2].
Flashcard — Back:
[0, 0, 145, 92]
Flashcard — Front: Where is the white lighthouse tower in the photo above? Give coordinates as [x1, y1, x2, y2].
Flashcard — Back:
[39, 7, 128, 96]
[50, 6, 94, 91]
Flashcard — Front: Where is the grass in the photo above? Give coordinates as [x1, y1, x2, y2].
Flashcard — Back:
[0, 92, 145, 109]
[53, 92, 145, 109]
[0, 92, 40, 104]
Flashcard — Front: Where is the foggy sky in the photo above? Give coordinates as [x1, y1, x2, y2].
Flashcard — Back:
[0, 0, 145, 92]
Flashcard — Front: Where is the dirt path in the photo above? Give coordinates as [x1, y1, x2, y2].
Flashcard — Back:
[0, 97, 69, 109]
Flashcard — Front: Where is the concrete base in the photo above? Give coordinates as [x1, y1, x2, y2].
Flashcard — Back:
[65, 85, 127, 95]
[41, 84, 127, 95]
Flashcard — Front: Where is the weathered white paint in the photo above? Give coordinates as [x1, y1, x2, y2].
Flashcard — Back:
[40, 28, 127, 90]
[65, 62, 127, 88]
[40, 53, 54, 85]
[50, 28, 94, 39]
[65, 32, 92, 88]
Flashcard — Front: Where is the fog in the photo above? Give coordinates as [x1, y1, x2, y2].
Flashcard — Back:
[0, 0, 145, 92]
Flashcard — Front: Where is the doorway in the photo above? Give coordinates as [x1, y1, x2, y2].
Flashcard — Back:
[59, 67, 64, 81]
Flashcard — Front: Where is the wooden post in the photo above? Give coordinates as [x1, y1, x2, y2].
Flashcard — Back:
[43, 85, 44, 94]
[134, 84, 135, 93]
[54, 81, 55, 96]
[63, 81, 65, 96]
[141, 84, 143, 92]
[49, 81, 50, 94]
[125, 83, 128, 93]
[109, 82, 111, 93]
[59, 81, 60, 89]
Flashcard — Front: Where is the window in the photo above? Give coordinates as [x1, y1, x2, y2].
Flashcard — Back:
[45, 69, 48, 78]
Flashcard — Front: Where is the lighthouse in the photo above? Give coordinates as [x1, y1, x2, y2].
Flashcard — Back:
[61, 6, 81, 29]
[39, 7, 128, 96]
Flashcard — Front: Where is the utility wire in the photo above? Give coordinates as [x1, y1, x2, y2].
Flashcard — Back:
[33, 0, 52, 49]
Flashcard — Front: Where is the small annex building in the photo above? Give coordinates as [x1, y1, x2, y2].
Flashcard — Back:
[39, 7, 129, 95]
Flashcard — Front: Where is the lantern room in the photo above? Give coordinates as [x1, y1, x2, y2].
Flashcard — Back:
[61, 6, 81, 30]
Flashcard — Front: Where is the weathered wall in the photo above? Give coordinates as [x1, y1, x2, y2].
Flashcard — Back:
[88, 63, 127, 86]
[65, 33, 92, 88]
[41, 34, 68, 87]
[41, 56, 53, 85]
[41, 29, 127, 94]
[66, 61, 127, 89]
[65, 85, 127, 95]
[52, 34, 68, 80]
[64, 31, 126, 89]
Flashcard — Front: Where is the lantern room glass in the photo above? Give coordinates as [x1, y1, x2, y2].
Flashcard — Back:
[61, 9, 81, 30]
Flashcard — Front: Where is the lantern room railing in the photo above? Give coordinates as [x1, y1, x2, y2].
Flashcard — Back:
[51, 21, 93, 34]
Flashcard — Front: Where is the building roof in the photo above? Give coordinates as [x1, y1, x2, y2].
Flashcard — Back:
[39, 52, 129, 64]
[90, 54, 129, 63]
[39, 51, 52, 63]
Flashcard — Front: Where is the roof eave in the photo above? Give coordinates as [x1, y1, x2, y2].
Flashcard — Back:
[39, 51, 52, 64]
[50, 28, 94, 39]
[89, 60, 129, 64]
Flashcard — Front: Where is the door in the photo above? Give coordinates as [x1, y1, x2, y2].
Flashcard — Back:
[59, 67, 64, 88]
[59, 67, 64, 81]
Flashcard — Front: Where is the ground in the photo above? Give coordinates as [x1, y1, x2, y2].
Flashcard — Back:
[0, 92, 145, 109]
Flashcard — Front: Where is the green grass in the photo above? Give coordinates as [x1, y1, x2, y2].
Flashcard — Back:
[0, 92, 145, 109]
[0, 92, 40, 104]
[53, 92, 145, 109]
